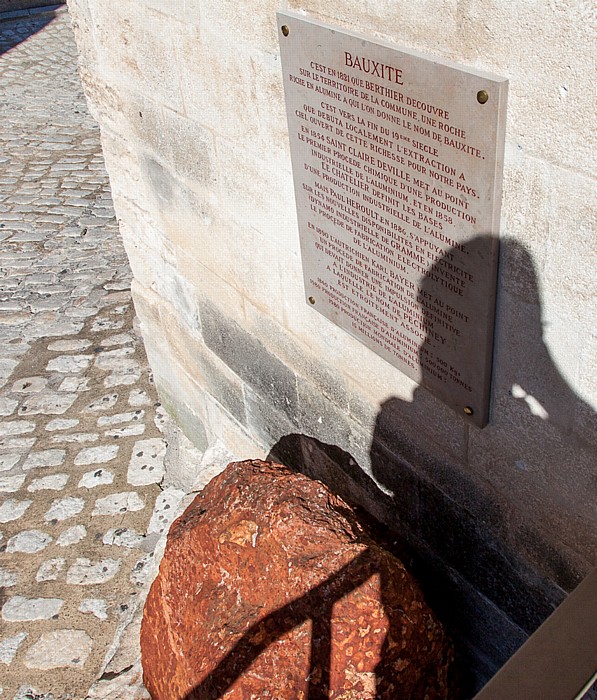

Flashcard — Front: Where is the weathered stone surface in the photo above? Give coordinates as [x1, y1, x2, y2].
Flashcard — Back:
[141, 460, 454, 699]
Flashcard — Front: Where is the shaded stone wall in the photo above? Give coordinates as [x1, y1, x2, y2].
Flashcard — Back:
[0, 1, 61, 13]
[66, 0, 596, 691]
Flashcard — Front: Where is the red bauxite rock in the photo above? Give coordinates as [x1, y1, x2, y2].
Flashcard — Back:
[141, 460, 454, 699]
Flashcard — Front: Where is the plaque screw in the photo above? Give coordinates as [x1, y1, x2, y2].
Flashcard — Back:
[463, 406, 474, 416]
[477, 90, 489, 104]
[308, 296, 316, 305]
[281, 25, 289, 37]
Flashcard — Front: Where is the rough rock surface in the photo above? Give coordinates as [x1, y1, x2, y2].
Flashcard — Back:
[141, 460, 454, 699]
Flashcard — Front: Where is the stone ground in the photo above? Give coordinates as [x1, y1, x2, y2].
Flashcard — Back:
[0, 7, 188, 698]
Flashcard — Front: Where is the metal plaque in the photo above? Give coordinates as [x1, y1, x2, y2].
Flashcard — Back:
[279, 11, 508, 427]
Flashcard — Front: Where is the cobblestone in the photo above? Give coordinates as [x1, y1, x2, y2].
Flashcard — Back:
[0, 8, 186, 698]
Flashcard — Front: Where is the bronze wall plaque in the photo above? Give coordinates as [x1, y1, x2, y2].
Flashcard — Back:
[279, 11, 508, 426]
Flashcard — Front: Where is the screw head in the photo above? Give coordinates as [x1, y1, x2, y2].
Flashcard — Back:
[281, 25, 289, 37]
[308, 296, 316, 305]
[463, 406, 474, 416]
[477, 90, 489, 104]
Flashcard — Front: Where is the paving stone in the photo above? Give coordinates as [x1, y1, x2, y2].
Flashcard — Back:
[0, 498, 32, 523]
[28, 474, 70, 492]
[74, 444, 119, 465]
[0, 358, 19, 387]
[79, 598, 108, 620]
[6, 529, 53, 553]
[91, 318, 125, 332]
[58, 376, 91, 392]
[0, 566, 19, 587]
[46, 354, 93, 373]
[0, 436, 36, 452]
[105, 424, 146, 438]
[0, 11, 165, 696]
[23, 629, 93, 670]
[104, 369, 143, 388]
[66, 558, 121, 585]
[11, 376, 47, 393]
[51, 432, 99, 443]
[18, 392, 77, 415]
[0, 397, 18, 416]
[0, 632, 27, 665]
[0, 474, 26, 493]
[103, 527, 145, 549]
[2, 596, 64, 622]
[0, 420, 36, 437]
[44, 496, 86, 522]
[45, 418, 80, 431]
[128, 389, 151, 407]
[47, 338, 92, 351]
[97, 410, 145, 427]
[23, 449, 66, 470]
[127, 438, 166, 487]
[102, 332, 134, 346]
[84, 393, 119, 412]
[56, 524, 87, 547]
[92, 492, 145, 516]
[36, 558, 66, 582]
[147, 487, 186, 536]
[78, 468, 114, 489]
[0, 454, 20, 472]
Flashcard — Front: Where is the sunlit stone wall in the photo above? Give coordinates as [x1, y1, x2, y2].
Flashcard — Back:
[67, 0, 595, 689]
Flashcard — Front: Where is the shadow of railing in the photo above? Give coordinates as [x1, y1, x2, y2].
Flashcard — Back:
[180, 546, 454, 700]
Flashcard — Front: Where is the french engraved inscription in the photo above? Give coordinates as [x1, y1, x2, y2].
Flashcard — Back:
[279, 12, 508, 426]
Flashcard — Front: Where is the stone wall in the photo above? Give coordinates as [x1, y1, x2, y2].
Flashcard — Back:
[0, 1, 61, 13]
[66, 0, 596, 692]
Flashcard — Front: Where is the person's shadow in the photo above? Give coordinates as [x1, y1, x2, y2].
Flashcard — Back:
[369, 235, 596, 687]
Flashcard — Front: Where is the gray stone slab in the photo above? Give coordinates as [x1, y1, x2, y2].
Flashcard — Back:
[279, 11, 508, 426]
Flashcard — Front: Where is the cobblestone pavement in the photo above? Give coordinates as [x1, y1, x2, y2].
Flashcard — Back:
[0, 9, 186, 698]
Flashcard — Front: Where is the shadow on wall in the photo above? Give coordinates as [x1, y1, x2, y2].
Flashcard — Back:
[180, 238, 594, 698]
[0, 5, 62, 55]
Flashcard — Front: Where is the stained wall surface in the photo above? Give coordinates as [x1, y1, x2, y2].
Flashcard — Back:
[66, 0, 596, 690]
